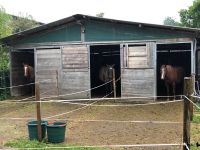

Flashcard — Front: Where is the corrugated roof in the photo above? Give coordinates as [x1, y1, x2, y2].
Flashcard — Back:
[1, 14, 200, 45]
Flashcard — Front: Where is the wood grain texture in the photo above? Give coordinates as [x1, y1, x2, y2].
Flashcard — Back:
[121, 69, 155, 97]
[36, 48, 61, 96]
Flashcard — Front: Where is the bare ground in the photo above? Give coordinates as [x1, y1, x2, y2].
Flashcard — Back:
[0, 99, 192, 149]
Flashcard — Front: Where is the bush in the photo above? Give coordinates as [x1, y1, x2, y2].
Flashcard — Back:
[0, 69, 10, 100]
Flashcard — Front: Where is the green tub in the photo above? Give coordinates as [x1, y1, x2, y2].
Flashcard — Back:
[47, 121, 66, 143]
[27, 120, 47, 140]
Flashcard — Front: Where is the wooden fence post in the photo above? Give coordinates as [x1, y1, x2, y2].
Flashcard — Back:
[183, 77, 191, 149]
[35, 82, 42, 142]
[112, 69, 116, 99]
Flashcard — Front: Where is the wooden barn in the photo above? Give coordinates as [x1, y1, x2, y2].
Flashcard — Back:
[1, 14, 200, 98]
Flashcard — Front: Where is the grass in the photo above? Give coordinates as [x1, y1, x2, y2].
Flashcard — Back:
[4, 139, 106, 150]
[190, 104, 200, 150]
[191, 144, 200, 150]
[192, 114, 200, 124]
[5, 139, 200, 150]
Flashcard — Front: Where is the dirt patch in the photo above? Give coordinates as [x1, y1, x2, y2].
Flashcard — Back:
[0, 100, 185, 149]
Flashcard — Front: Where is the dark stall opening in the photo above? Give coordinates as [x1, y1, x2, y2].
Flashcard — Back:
[90, 45, 121, 98]
[157, 43, 191, 98]
[11, 49, 35, 96]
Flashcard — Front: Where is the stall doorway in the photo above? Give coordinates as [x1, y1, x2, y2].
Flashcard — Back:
[90, 45, 121, 98]
[11, 49, 35, 96]
[157, 43, 191, 97]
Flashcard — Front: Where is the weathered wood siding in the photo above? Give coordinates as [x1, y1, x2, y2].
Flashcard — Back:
[61, 45, 90, 98]
[36, 48, 61, 95]
[121, 42, 155, 97]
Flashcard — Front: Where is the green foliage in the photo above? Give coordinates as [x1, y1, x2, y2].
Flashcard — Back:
[193, 114, 200, 123]
[0, 6, 11, 71]
[0, 69, 10, 100]
[11, 12, 40, 33]
[0, 6, 13, 38]
[163, 17, 180, 26]
[0, 45, 9, 70]
[179, 0, 200, 28]
[4, 139, 105, 150]
[190, 144, 199, 150]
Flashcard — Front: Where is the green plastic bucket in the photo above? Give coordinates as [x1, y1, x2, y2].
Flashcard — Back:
[47, 121, 66, 143]
[27, 120, 47, 140]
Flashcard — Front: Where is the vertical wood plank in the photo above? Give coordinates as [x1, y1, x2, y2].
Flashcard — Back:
[183, 77, 191, 150]
[35, 83, 42, 142]
[113, 68, 116, 98]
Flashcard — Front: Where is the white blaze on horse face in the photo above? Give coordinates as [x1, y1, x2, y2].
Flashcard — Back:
[161, 67, 165, 80]
[24, 66, 28, 77]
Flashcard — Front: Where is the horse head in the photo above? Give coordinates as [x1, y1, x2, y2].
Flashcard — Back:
[106, 64, 115, 79]
[160, 65, 167, 80]
[23, 63, 34, 79]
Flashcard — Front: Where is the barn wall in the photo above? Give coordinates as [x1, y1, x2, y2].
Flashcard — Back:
[121, 42, 156, 97]
[61, 45, 90, 98]
[17, 23, 81, 45]
[84, 20, 194, 42]
[10, 19, 195, 46]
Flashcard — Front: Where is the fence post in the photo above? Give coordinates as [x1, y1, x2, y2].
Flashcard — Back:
[112, 69, 116, 99]
[183, 77, 191, 149]
[35, 82, 42, 142]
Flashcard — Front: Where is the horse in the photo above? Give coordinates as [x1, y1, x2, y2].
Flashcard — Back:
[23, 63, 35, 95]
[160, 65, 184, 100]
[99, 64, 115, 96]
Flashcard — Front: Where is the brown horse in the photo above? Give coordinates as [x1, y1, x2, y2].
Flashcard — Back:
[23, 63, 35, 95]
[160, 65, 184, 100]
[99, 64, 115, 95]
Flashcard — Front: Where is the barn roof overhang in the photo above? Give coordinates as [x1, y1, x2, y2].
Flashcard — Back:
[1, 14, 200, 45]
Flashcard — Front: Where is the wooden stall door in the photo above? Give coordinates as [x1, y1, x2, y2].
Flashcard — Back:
[36, 48, 61, 96]
[120, 42, 155, 97]
[61, 45, 90, 99]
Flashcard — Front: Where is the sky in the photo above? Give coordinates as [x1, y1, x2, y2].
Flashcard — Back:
[0, 0, 194, 25]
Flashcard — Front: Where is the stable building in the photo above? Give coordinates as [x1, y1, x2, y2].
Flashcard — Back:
[1, 14, 200, 98]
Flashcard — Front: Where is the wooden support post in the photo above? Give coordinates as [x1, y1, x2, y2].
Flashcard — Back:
[191, 74, 195, 120]
[183, 77, 191, 149]
[35, 82, 42, 142]
[184, 76, 194, 120]
[112, 69, 116, 99]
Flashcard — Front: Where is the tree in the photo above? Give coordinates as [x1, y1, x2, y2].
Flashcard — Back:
[179, 0, 200, 28]
[0, 6, 12, 99]
[0, 6, 12, 38]
[11, 12, 40, 33]
[0, 6, 12, 70]
[163, 17, 180, 26]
